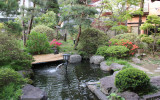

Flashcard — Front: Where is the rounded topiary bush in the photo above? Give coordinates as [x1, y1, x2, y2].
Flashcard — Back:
[115, 68, 150, 92]
[106, 46, 129, 58]
[96, 46, 108, 57]
[31, 25, 55, 41]
[26, 31, 51, 54]
[78, 28, 108, 57]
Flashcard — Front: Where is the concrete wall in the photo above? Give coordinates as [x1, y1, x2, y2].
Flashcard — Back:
[149, 0, 160, 15]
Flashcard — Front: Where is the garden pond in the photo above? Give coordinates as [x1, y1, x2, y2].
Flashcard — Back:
[32, 61, 111, 100]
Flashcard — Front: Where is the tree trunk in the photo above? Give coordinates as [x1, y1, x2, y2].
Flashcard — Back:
[27, 3, 35, 36]
[22, 0, 26, 45]
[138, 0, 144, 34]
[152, 25, 157, 56]
[74, 25, 81, 49]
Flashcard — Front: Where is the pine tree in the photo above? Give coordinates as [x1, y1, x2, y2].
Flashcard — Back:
[60, 5, 97, 48]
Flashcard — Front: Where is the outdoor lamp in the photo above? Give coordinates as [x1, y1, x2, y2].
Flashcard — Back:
[63, 54, 70, 72]
[63, 54, 70, 62]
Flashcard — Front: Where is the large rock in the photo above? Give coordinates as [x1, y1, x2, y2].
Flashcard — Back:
[100, 61, 111, 71]
[100, 75, 117, 95]
[69, 55, 82, 63]
[117, 91, 139, 100]
[132, 57, 141, 64]
[20, 84, 47, 100]
[110, 63, 124, 71]
[18, 69, 34, 78]
[90, 55, 104, 65]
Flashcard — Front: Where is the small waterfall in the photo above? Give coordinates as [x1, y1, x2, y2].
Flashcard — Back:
[56, 63, 64, 70]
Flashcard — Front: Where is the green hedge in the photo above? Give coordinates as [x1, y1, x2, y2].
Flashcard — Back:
[105, 46, 129, 58]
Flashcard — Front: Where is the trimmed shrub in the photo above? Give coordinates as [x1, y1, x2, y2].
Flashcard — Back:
[78, 28, 108, 57]
[0, 68, 26, 87]
[115, 68, 150, 92]
[141, 37, 154, 44]
[96, 46, 108, 57]
[114, 33, 138, 43]
[31, 25, 55, 41]
[26, 31, 51, 55]
[0, 32, 33, 70]
[105, 46, 129, 58]
[0, 68, 26, 99]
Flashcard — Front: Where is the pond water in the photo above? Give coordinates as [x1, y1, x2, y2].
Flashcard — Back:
[32, 61, 111, 100]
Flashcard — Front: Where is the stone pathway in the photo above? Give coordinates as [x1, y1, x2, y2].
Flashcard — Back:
[130, 63, 154, 75]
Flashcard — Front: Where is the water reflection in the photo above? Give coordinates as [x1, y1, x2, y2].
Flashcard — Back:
[32, 61, 110, 100]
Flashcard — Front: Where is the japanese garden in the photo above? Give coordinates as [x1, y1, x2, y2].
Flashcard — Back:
[1, 0, 160, 100]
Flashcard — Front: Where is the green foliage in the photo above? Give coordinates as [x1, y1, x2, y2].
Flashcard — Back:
[0, 68, 26, 100]
[0, 68, 26, 87]
[0, 23, 4, 29]
[26, 31, 51, 55]
[60, 5, 98, 34]
[157, 39, 160, 45]
[115, 68, 150, 93]
[141, 37, 154, 44]
[103, 0, 141, 34]
[96, 46, 108, 57]
[106, 57, 133, 69]
[31, 25, 55, 41]
[46, 0, 59, 13]
[4, 20, 22, 37]
[0, 83, 22, 100]
[107, 93, 125, 100]
[114, 33, 138, 43]
[35, 11, 57, 28]
[139, 34, 148, 39]
[0, 0, 19, 16]
[78, 28, 108, 57]
[108, 38, 119, 46]
[0, 32, 33, 70]
[105, 46, 129, 58]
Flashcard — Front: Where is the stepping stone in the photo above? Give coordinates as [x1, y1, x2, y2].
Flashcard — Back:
[157, 67, 160, 70]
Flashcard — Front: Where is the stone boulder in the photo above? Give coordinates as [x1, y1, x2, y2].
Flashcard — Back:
[110, 63, 124, 71]
[18, 69, 34, 78]
[100, 75, 117, 95]
[20, 84, 47, 100]
[69, 55, 82, 63]
[90, 55, 104, 65]
[117, 91, 139, 100]
[132, 57, 141, 64]
[100, 61, 111, 71]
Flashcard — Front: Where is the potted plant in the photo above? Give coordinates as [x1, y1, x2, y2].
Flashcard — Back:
[50, 39, 62, 54]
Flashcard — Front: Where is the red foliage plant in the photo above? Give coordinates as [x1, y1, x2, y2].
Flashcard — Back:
[50, 39, 62, 48]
